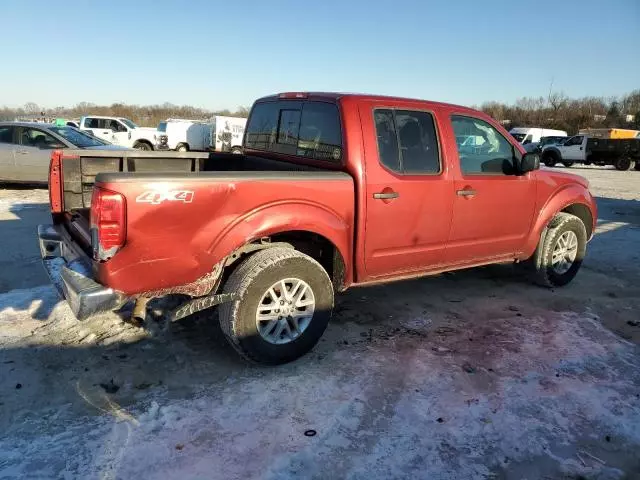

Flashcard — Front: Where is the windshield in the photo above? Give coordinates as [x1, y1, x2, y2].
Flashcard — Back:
[49, 126, 109, 147]
[119, 118, 138, 129]
[157, 121, 167, 133]
[511, 133, 526, 142]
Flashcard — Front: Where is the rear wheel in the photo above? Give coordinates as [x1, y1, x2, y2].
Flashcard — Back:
[634, 160, 640, 171]
[528, 213, 587, 288]
[219, 247, 334, 365]
[133, 141, 152, 151]
[231, 146, 243, 154]
[562, 161, 574, 168]
[614, 156, 632, 171]
[176, 144, 189, 152]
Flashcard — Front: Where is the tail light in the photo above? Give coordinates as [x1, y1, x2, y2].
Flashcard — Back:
[91, 187, 126, 261]
[49, 150, 64, 213]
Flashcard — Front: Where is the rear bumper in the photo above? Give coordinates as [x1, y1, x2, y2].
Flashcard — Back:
[38, 224, 127, 320]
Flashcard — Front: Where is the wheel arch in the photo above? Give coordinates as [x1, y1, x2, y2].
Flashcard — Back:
[205, 202, 353, 291]
[133, 139, 154, 149]
[522, 186, 596, 258]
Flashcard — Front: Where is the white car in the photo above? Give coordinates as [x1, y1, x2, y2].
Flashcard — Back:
[79, 116, 158, 150]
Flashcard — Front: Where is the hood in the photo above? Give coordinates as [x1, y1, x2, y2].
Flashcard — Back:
[84, 145, 133, 151]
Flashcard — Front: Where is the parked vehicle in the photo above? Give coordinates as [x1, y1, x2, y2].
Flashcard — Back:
[38, 92, 597, 365]
[210, 116, 247, 153]
[510, 127, 567, 145]
[156, 119, 213, 151]
[524, 135, 569, 153]
[541, 134, 640, 170]
[79, 116, 158, 150]
[0, 122, 129, 183]
[578, 128, 640, 139]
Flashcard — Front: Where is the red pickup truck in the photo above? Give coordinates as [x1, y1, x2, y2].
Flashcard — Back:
[39, 92, 597, 364]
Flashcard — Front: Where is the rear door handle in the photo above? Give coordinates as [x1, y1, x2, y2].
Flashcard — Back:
[456, 189, 477, 197]
[16, 149, 29, 155]
[373, 192, 399, 199]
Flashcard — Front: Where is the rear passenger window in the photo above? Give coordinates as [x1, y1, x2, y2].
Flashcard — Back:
[86, 118, 106, 129]
[245, 101, 343, 162]
[373, 109, 440, 174]
[0, 126, 15, 144]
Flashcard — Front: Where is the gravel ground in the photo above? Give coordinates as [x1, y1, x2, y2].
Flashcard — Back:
[0, 166, 639, 479]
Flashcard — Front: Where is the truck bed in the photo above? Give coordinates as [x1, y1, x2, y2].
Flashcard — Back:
[57, 150, 328, 211]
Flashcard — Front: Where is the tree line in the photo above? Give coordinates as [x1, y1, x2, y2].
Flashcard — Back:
[0, 102, 250, 127]
[475, 89, 640, 134]
[1, 89, 639, 133]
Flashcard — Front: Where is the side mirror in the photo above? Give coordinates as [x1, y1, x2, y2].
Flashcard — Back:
[521, 152, 540, 173]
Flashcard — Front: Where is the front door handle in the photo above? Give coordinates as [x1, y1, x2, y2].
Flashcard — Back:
[373, 191, 399, 200]
[456, 188, 477, 198]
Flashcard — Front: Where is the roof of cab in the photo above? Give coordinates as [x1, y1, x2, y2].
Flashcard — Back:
[255, 92, 477, 113]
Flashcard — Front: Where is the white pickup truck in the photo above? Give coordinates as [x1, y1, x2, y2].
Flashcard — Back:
[541, 134, 640, 170]
[79, 116, 158, 150]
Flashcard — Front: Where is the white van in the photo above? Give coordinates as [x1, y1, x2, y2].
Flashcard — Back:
[156, 119, 212, 152]
[210, 116, 247, 153]
[509, 127, 567, 145]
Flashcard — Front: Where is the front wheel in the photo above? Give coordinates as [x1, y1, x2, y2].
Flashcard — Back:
[528, 213, 587, 288]
[231, 147, 243, 154]
[562, 161, 574, 168]
[542, 152, 558, 167]
[219, 247, 334, 365]
[176, 144, 189, 152]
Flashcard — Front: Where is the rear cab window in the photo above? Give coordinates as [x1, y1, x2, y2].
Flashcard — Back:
[245, 100, 343, 163]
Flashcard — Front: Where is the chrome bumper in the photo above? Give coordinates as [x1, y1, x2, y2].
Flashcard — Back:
[38, 224, 126, 320]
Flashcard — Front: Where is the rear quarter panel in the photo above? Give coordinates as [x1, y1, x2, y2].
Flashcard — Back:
[94, 172, 354, 295]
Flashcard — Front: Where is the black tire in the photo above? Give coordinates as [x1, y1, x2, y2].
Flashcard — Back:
[542, 151, 558, 167]
[176, 143, 189, 152]
[219, 247, 334, 365]
[133, 141, 152, 151]
[231, 147, 243, 154]
[528, 213, 587, 288]
[562, 161, 574, 168]
[614, 156, 632, 171]
[634, 160, 640, 171]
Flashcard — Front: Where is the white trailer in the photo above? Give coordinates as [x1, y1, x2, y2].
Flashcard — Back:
[210, 116, 247, 153]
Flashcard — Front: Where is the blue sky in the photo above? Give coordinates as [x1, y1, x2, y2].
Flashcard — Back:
[2, 0, 639, 110]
